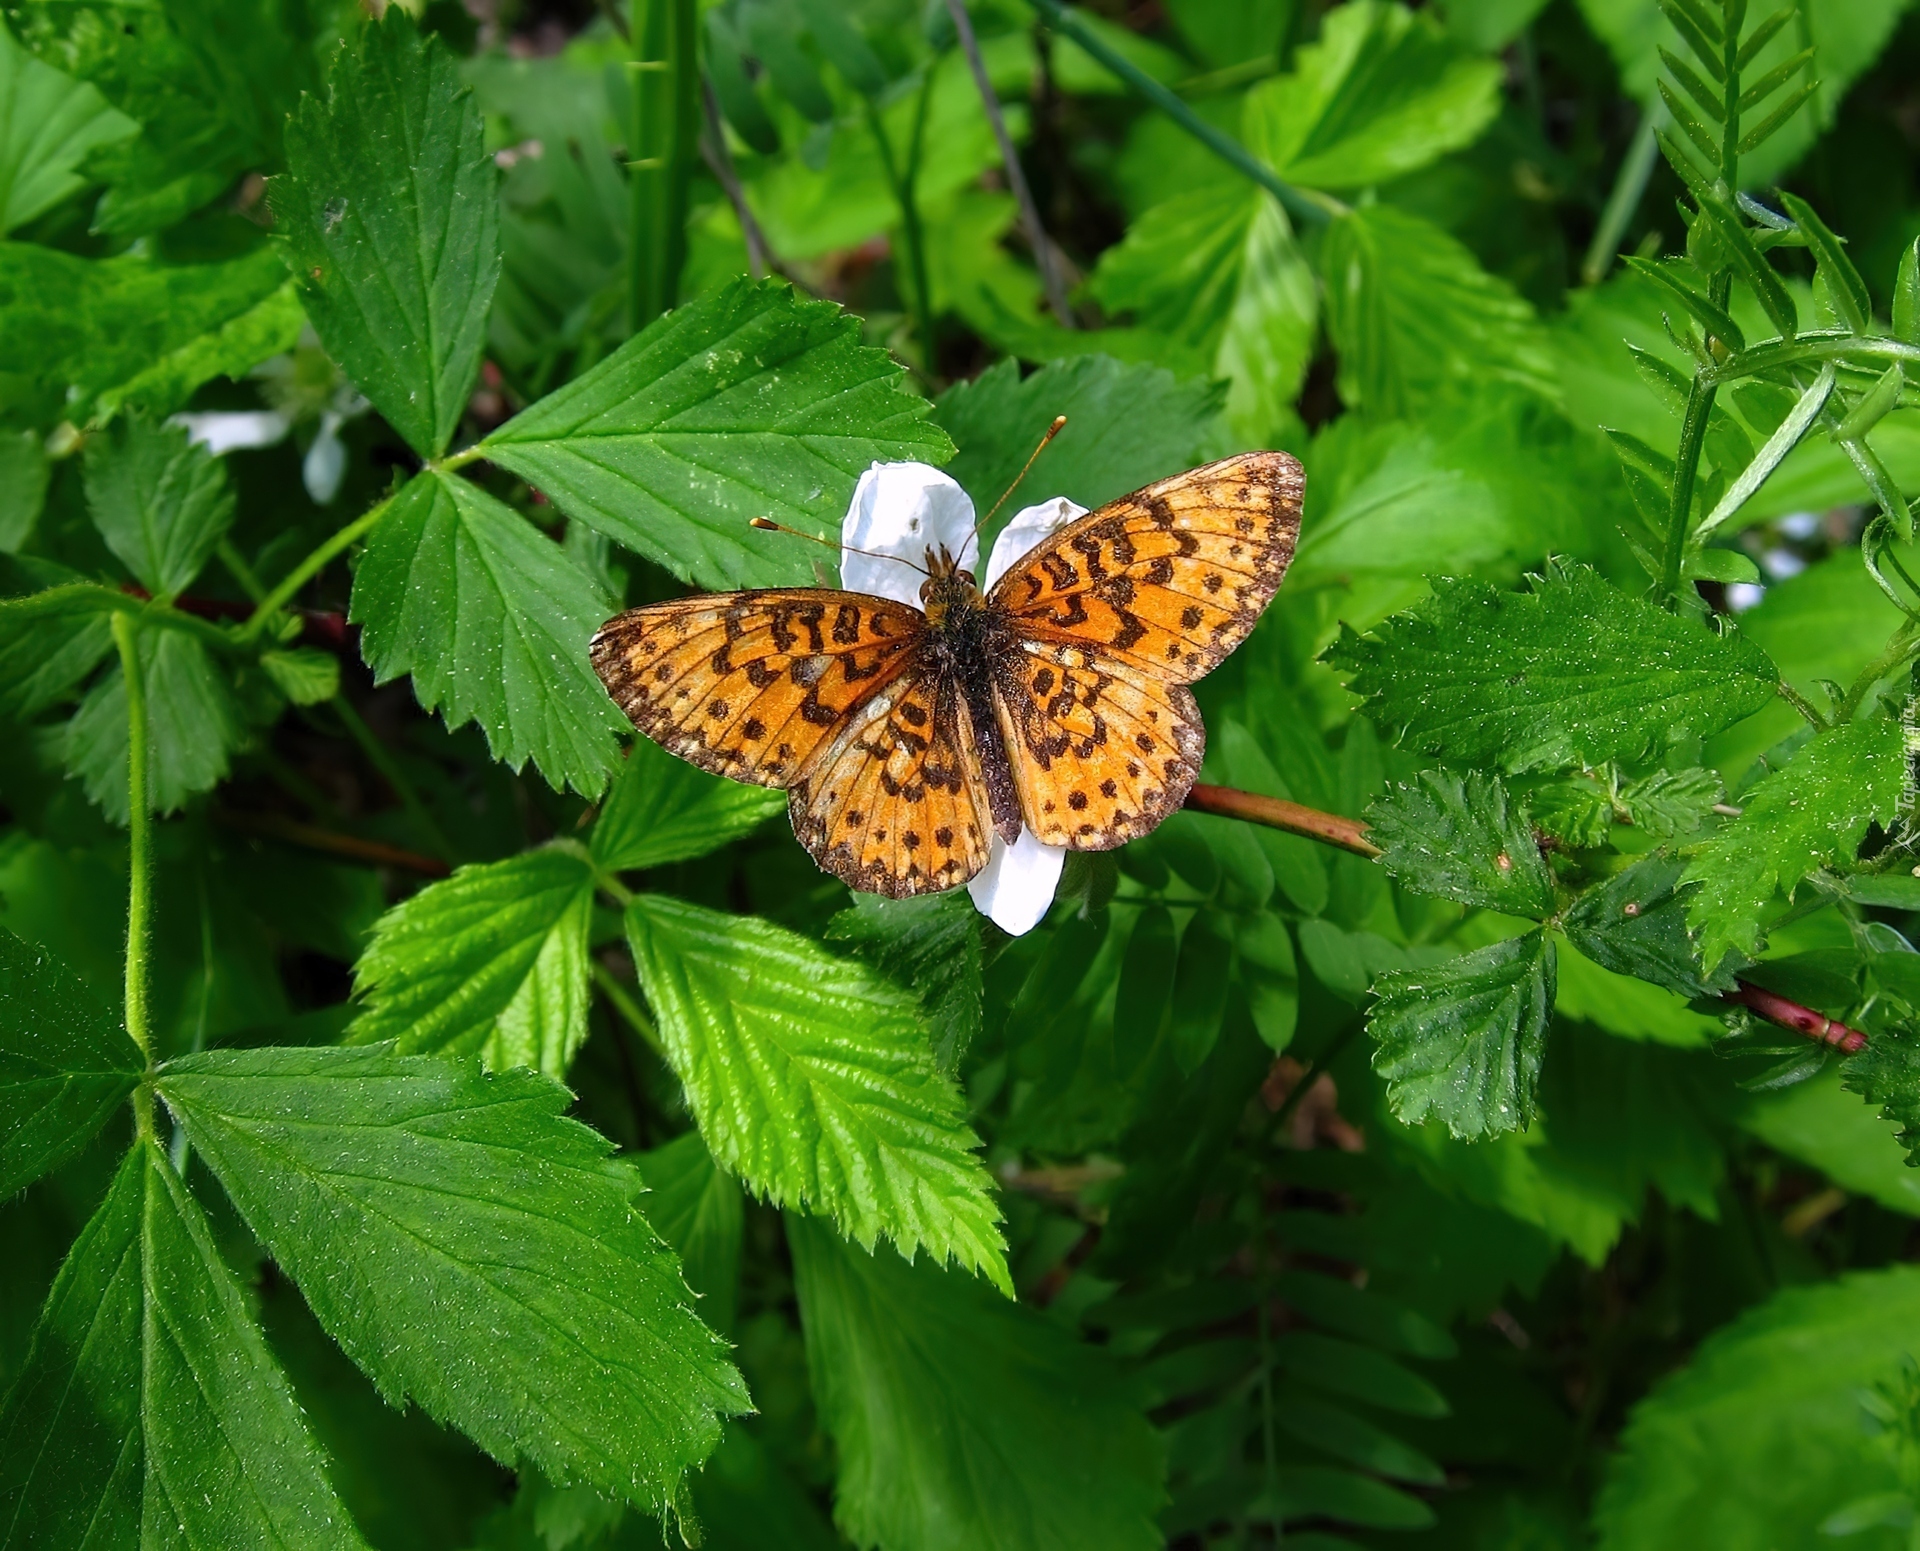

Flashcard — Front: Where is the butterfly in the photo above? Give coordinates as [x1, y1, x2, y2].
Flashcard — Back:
[590, 451, 1304, 898]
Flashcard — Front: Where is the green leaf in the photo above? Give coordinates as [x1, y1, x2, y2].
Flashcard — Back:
[479, 277, 954, 592]
[349, 470, 627, 797]
[1565, 852, 1731, 999]
[825, 890, 984, 1071]
[11, 0, 322, 234]
[1683, 717, 1906, 973]
[632, 1130, 744, 1335]
[1367, 770, 1554, 918]
[1743, 1067, 1920, 1215]
[155, 1044, 749, 1511]
[623, 893, 1008, 1290]
[1695, 197, 1796, 340]
[274, 11, 498, 460]
[0, 243, 288, 420]
[0, 429, 47, 551]
[1326, 563, 1780, 773]
[1319, 203, 1557, 417]
[1618, 765, 1724, 838]
[92, 281, 304, 424]
[936, 353, 1229, 542]
[1777, 192, 1871, 334]
[0, 927, 140, 1198]
[0, 1141, 373, 1550]
[0, 560, 113, 718]
[258, 646, 340, 707]
[0, 23, 134, 234]
[1169, 912, 1235, 1075]
[83, 416, 232, 600]
[64, 625, 245, 823]
[1844, 1028, 1920, 1168]
[1594, 1265, 1920, 1549]
[1241, 0, 1503, 189]
[1369, 930, 1557, 1139]
[1080, 192, 1313, 448]
[1622, 257, 1746, 351]
[788, 1217, 1166, 1551]
[590, 733, 784, 874]
[1216, 720, 1328, 915]
[348, 846, 597, 1077]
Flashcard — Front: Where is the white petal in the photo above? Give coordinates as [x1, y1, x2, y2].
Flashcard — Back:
[983, 496, 1089, 590]
[171, 410, 291, 456]
[303, 412, 347, 506]
[967, 827, 1066, 936]
[841, 462, 978, 608]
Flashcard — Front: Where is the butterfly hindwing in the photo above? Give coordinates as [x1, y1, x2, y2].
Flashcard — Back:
[988, 450, 1302, 684]
[993, 636, 1206, 850]
[789, 665, 996, 897]
[590, 589, 924, 788]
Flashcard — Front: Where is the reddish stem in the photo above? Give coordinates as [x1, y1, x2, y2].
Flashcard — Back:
[214, 810, 449, 878]
[1193, 783, 1867, 1052]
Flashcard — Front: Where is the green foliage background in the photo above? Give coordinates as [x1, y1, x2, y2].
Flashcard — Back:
[5, 0, 1920, 1547]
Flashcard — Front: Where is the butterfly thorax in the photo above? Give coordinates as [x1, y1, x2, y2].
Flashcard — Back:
[916, 544, 1025, 843]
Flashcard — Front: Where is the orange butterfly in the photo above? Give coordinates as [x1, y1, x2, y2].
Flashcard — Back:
[590, 452, 1304, 901]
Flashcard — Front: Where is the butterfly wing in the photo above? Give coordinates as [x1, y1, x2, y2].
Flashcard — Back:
[788, 665, 996, 897]
[591, 589, 925, 788]
[984, 452, 1302, 849]
[987, 450, 1302, 683]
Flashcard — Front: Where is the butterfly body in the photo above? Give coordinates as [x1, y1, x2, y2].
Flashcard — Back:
[591, 451, 1304, 899]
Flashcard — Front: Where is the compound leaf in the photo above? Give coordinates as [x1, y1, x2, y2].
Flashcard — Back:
[1367, 770, 1554, 917]
[1369, 930, 1556, 1139]
[1684, 717, 1906, 973]
[1328, 563, 1780, 773]
[274, 11, 497, 459]
[349, 470, 627, 797]
[788, 1217, 1165, 1551]
[347, 846, 597, 1078]
[155, 1044, 749, 1512]
[480, 277, 954, 592]
[624, 893, 1008, 1291]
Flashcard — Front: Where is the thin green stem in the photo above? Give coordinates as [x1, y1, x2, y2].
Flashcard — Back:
[866, 88, 938, 370]
[625, 0, 696, 333]
[216, 538, 266, 603]
[330, 694, 458, 861]
[1024, 0, 1333, 228]
[1834, 619, 1920, 725]
[1776, 679, 1829, 730]
[591, 959, 664, 1058]
[241, 498, 388, 645]
[112, 611, 153, 1064]
[1661, 372, 1719, 599]
[1582, 98, 1667, 286]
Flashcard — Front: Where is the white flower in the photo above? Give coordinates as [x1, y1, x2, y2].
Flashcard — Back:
[840, 463, 1087, 936]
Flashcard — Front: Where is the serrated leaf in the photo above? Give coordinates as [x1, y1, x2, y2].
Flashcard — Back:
[0, 927, 141, 1198]
[0, 23, 134, 234]
[0, 560, 113, 718]
[348, 846, 597, 1077]
[1619, 766, 1723, 838]
[1369, 930, 1556, 1139]
[259, 646, 339, 706]
[0, 243, 288, 420]
[633, 1130, 744, 1335]
[1845, 1028, 1920, 1166]
[64, 624, 245, 824]
[590, 733, 784, 874]
[623, 893, 1008, 1290]
[1367, 770, 1554, 917]
[350, 470, 627, 797]
[1532, 774, 1616, 848]
[1320, 203, 1557, 418]
[1242, 0, 1502, 189]
[155, 1044, 749, 1511]
[1326, 563, 1780, 773]
[1565, 852, 1732, 999]
[479, 277, 954, 592]
[825, 890, 984, 1071]
[1684, 717, 1905, 973]
[83, 415, 232, 600]
[92, 281, 304, 424]
[0, 1141, 372, 1550]
[788, 1217, 1166, 1551]
[274, 11, 498, 459]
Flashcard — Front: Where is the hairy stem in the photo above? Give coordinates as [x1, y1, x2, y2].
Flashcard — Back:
[113, 611, 153, 1064]
[592, 959, 664, 1057]
[240, 497, 388, 644]
[626, 0, 696, 332]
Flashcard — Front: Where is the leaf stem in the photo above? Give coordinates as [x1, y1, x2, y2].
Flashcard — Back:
[591, 958, 664, 1057]
[1661, 370, 1719, 599]
[865, 78, 938, 371]
[625, 0, 696, 332]
[112, 611, 153, 1064]
[240, 497, 389, 644]
[1184, 782, 1381, 857]
[1776, 680, 1830, 730]
[1023, 0, 1335, 228]
[330, 694, 458, 861]
[1582, 98, 1667, 285]
[1833, 618, 1920, 725]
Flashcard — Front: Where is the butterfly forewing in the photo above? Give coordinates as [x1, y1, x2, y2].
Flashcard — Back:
[988, 450, 1303, 684]
[590, 589, 925, 788]
[789, 667, 995, 897]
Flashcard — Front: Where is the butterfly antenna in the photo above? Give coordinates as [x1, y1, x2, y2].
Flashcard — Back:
[977, 415, 1068, 537]
[748, 517, 932, 577]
